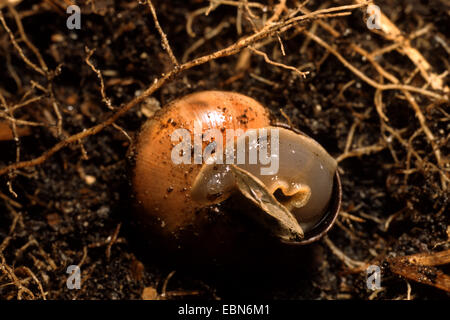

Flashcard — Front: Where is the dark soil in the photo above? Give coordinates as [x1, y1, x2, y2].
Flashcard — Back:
[0, 0, 448, 300]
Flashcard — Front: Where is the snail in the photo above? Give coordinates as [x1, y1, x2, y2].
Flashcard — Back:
[129, 90, 341, 257]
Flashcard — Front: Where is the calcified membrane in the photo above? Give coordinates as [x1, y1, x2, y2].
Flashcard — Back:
[191, 127, 338, 233]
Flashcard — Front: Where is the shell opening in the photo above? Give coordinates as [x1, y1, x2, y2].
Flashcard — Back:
[191, 126, 337, 234]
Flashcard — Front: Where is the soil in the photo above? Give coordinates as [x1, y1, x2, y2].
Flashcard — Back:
[0, 0, 448, 300]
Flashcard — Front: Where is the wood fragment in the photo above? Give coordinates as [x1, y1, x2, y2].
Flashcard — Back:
[0, 121, 31, 141]
[388, 250, 450, 293]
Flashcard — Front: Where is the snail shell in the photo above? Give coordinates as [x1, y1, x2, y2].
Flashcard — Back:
[130, 90, 340, 252]
[131, 91, 271, 237]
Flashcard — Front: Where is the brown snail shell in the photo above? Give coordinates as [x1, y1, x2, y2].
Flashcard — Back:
[130, 91, 271, 235]
[129, 90, 341, 256]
